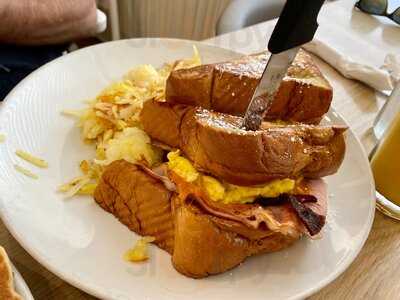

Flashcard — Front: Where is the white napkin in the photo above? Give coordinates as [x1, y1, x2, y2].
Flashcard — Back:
[304, 39, 395, 92]
[300, 3, 400, 94]
[383, 54, 400, 83]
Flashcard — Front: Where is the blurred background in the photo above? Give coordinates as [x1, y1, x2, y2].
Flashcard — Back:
[98, 0, 230, 41]
[2, 0, 397, 101]
[96, 0, 287, 41]
[0, 0, 290, 99]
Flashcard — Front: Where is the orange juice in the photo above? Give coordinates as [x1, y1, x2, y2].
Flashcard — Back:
[371, 113, 400, 206]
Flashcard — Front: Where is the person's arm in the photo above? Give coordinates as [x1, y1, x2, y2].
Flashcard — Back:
[0, 0, 97, 45]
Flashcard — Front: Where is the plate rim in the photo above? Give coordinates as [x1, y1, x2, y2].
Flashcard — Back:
[0, 37, 376, 300]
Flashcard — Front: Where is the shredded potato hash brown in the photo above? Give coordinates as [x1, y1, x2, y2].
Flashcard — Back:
[15, 150, 48, 168]
[14, 164, 38, 179]
[60, 47, 201, 196]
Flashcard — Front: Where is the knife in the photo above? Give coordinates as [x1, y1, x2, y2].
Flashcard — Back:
[242, 0, 326, 131]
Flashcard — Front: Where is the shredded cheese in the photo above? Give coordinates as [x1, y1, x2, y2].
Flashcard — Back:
[61, 109, 83, 118]
[15, 150, 48, 168]
[14, 164, 38, 179]
[58, 176, 87, 193]
[77, 183, 97, 195]
[0, 134, 5, 143]
[63, 177, 91, 198]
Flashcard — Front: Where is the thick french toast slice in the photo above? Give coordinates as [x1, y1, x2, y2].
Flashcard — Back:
[166, 49, 332, 123]
[172, 200, 300, 278]
[94, 160, 175, 253]
[94, 160, 328, 278]
[141, 100, 346, 185]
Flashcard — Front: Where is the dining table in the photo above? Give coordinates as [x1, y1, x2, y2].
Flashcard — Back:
[1, 0, 400, 299]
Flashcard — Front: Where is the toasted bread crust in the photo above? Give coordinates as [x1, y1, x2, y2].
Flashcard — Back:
[166, 49, 332, 123]
[172, 200, 299, 278]
[94, 160, 175, 253]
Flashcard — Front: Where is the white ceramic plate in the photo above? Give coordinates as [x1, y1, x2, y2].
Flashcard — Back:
[0, 39, 375, 300]
[12, 263, 34, 300]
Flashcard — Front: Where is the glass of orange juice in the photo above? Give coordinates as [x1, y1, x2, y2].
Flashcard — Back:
[370, 82, 400, 220]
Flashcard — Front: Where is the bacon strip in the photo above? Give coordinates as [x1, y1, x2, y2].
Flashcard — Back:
[288, 195, 326, 236]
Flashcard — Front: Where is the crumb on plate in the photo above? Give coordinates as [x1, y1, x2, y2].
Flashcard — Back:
[124, 236, 156, 262]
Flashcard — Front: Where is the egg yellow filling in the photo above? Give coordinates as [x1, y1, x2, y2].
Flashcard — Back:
[167, 151, 295, 204]
[124, 236, 155, 262]
[167, 151, 199, 182]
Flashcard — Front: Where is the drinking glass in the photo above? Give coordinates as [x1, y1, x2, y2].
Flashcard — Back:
[370, 82, 400, 220]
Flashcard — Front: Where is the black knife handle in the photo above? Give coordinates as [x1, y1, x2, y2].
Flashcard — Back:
[268, 0, 325, 54]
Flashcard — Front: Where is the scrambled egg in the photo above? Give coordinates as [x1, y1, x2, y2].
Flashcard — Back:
[124, 236, 155, 262]
[223, 179, 295, 204]
[202, 176, 225, 201]
[167, 151, 295, 204]
[167, 151, 199, 182]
